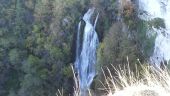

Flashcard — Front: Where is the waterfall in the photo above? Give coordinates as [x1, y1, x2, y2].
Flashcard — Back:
[74, 8, 99, 94]
[75, 22, 81, 71]
[138, 0, 170, 67]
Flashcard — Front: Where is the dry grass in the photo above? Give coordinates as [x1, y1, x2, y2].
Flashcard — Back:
[106, 64, 170, 96]
[57, 62, 170, 96]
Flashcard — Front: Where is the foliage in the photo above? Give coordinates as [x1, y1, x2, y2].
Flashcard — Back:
[135, 19, 157, 58]
[0, 0, 84, 95]
[97, 23, 138, 68]
[148, 18, 165, 29]
[95, 22, 141, 92]
[123, 7, 157, 60]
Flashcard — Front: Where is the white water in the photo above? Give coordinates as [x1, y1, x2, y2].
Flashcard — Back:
[75, 22, 81, 72]
[75, 8, 99, 93]
[138, 0, 170, 66]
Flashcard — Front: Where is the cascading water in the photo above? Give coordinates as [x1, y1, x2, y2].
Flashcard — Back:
[138, 0, 170, 67]
[74, 8, 99, 94]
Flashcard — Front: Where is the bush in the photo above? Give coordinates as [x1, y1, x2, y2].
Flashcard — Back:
[148, 18, 165, 29]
